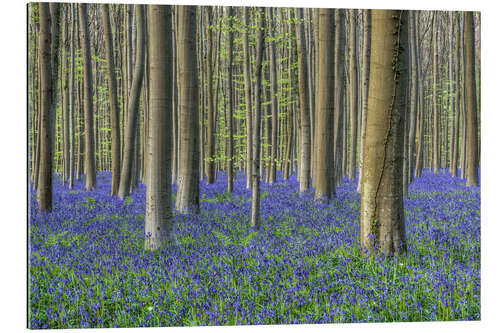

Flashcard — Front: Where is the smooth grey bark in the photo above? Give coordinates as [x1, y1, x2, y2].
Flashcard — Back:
[314, 8, 335, 202]
[464, 11, 479, 186]
[226, 6, 234, 193]
[251, 7, 265, 230]
[357, 10, 371, 193]
[243, 7, 252, 189]
[205, 6, 216, 185]
[38, 3, 56, 211]
[118, 4, 146, 199]
[79, 3, 97, 191]
[267, 7, 278, 184]
[175, 5, 200, 214]
[294, 8, 311, 193]
[101, 4, 121, 195]
[145, 5, 174, 250]
[348, 9, 358, 182]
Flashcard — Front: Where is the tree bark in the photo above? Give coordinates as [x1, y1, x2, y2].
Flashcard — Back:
[294, 8, 311, 193]
[145, 5, 174, 250]
[101, 4, 121, 195]
[314, 8, 335, 202]
[78, 3, 97, 191]
[251, 7, 265, 230]
[175, 5, 200, 214]
[464, 11, 479, 186]
[360, 10, 408, 256]
[118, 4, 146, 199]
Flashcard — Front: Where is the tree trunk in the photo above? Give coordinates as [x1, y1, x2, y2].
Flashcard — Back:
[432, 13, 440, 174]
[464, 11, 479, 186]
[226, 6, 234, 193]
[251, 7, 265, 230]
[243, 7, 252, 189]
[360, 10, 408, 256]
[314, 8, 335, 202]
[357, 10, 371, 192]
[38, 3, 56, 211]
[78, 3, 97, 191]
[294, 8, 311, 193]
[175, 5, 200, 214]
[118, 4, 146, 199]
[101, 4, 121, 195]
[348, 9, 358, 182]
[145, 5, 174, 250]
[268, 7, 278, 184]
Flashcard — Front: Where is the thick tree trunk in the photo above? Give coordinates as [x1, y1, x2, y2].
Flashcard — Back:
[175, 5, 200, 214]
[145, 5, 174, 250]
[38, 3, 56, 211]
[118, 4, 146, 199]
[314, 8, 335, 202]
[360, 10, 408, 256]
[464, 11, 479, 186]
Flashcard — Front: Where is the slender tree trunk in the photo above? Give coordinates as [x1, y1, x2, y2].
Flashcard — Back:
[348, 9, 358, 182]
[205, 6, 216, 185]
[243, 7, 252, 189]
[451, 13, 461, 178]
[251, 7, 265, 230]
[333, 10, 345, 189]
[357, 10, 371, 192]
[268, 7, 278, 184]
[176, 5, 200, 214]
[78, 3, 97, 191]
[118, 4, 146, 199]
[294, 8, 311, 193]
[101, 4, 121, 195]
[226, 6, 234, 192]
[145, 5, 174, 250]
[360, 10, 408, 256]
[432, 13, 440, 174]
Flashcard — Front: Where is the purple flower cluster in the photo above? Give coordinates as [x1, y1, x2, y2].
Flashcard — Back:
[28, 169, 480, 328]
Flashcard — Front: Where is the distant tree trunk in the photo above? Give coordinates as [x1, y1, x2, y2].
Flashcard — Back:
[294, 8, 311, 193]
[268, 7, 278, 184]
[451, 13, 461, 178]
[407, 10, 418, 188]
[145, 5, 174, 250]
[464, 11, 479, 186]
[251, 7, 265, 230]
[314, 8, 335, 202]
[226, 6, 234, 193]
[348, 9, 358, 182]
[243, 7, 252, 189]
[360, 10, 408, 256]
[62, 6, 70, 185]
[432, 13, 440, 174]
[175, 5, 200, 214]
[78, 3, 97, 191]
[101, 4, 121, 195]
[205, 6, 216, 184]
[357, 10, 371, 193]
[333, 10, 346, 188]
[118, 4, 146, 199]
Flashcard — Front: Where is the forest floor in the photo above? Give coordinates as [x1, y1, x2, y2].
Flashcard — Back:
[28, 169, 480, 328]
